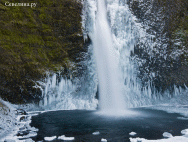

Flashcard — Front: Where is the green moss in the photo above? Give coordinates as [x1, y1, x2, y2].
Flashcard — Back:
[39, 14, 47, 20]
[25, 21, 37, 28]
[44, 36, 56, 41]
[0, 0, 84, 103]
[38, 0, 53, 6]
[42, 24, 50, 29]
[0, 3, 8, 10]
[1, 29, 11, 35]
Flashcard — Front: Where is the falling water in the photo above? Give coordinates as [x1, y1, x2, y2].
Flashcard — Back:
[35, 0, 187, 111]
[84, 0, 161, 108]
[93, 0, 125, 111]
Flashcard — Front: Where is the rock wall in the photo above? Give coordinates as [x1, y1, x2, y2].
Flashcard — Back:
[128, 0, 188, 92]
[0, 0, 86, 103]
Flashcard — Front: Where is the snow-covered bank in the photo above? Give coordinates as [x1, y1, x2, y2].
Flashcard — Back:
[0, 99, 17, 139]
[0, 100, 38, 142]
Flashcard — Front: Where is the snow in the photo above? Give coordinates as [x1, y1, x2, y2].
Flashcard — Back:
[58, 135, 75, 141]
[163, 132, 173, 138]
[101, 138, 107, 142]
[130, 136, 188, 142]
[129, 132, 137, 136]
[44, 136, 57, 141]
[129, 105, 188, 142]
[177, 117, 188, 120]
[92, 131, 100, 135]
[0, 99, 17, 139]
[4, 138, 34, 142]
[0, 106, 39, 142]
[181, 129, 188, 135]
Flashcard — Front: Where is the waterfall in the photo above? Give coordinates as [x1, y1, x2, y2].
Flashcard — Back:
[84, 0, 164, 108]
[35, 0, 187, 111]
[93, 0, 125, 110]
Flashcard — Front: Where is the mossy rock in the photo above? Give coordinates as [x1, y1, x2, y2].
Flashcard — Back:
[0, 0, 85, 103]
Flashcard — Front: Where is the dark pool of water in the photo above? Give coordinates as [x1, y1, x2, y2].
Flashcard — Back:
[30, 108, 188, 142]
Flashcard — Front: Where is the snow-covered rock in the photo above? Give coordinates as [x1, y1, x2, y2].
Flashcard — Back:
[0, 99, 17, 139]
[163, 132, 173, 138]
[101, 138, 107, 142]
[58, 135, 75, 141]
[129, 132, 137, 136]
[44, 136, 57, 141]
[92, 131, 100, 135]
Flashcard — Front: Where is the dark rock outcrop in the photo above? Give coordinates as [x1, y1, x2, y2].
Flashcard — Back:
[128, 0, 188, 92]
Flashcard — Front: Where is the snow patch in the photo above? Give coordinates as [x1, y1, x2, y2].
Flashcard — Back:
[163, 132, 173, 138]
[181, 129, 188, 135]
[177, 117, 188, 120]
[130, 136, 188, 142]
[129, 132, 137, 136]
[130, 129, 188, 142]
[101, 138, 107, 142]
[44, 136, 57, 141]
[1, 109, 39, 142]
[58, 135, 75, 141]
[92, 131, 100, 135]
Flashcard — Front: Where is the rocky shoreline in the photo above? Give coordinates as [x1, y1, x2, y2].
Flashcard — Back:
[0, 99, 40, 142]
[0, 99, 17, 140]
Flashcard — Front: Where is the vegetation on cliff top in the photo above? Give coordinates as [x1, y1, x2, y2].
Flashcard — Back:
[0, 0, 84, 103]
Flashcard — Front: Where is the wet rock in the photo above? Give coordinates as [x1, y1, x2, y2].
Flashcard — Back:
[15, 109, 27, 115]
[17, 130, 30, 137]
[20, 116, 26, 122]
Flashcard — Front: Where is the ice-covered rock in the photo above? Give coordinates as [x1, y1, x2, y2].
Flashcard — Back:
[101, 138, 107, 142]
[92, 131, 100, 135]
[24, 138, 34, 142]
[181, 129, 188, 135]
[0, 99, 17, 139]
[44, 136, 57, 141]
[58, 135, 75, 140]
[163, 132, 173, 138]
[177, 117, 188, 120]
[129, 132, 137, 136]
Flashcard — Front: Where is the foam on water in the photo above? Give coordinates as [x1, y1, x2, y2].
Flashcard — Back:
[95, 109, 141, 118]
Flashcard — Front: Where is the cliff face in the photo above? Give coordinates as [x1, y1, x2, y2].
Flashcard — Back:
[0, 0, 85, 103]
[128, 0, 188, 92]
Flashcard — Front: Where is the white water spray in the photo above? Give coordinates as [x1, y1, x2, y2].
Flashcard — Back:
[93, 0, 125, 111]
